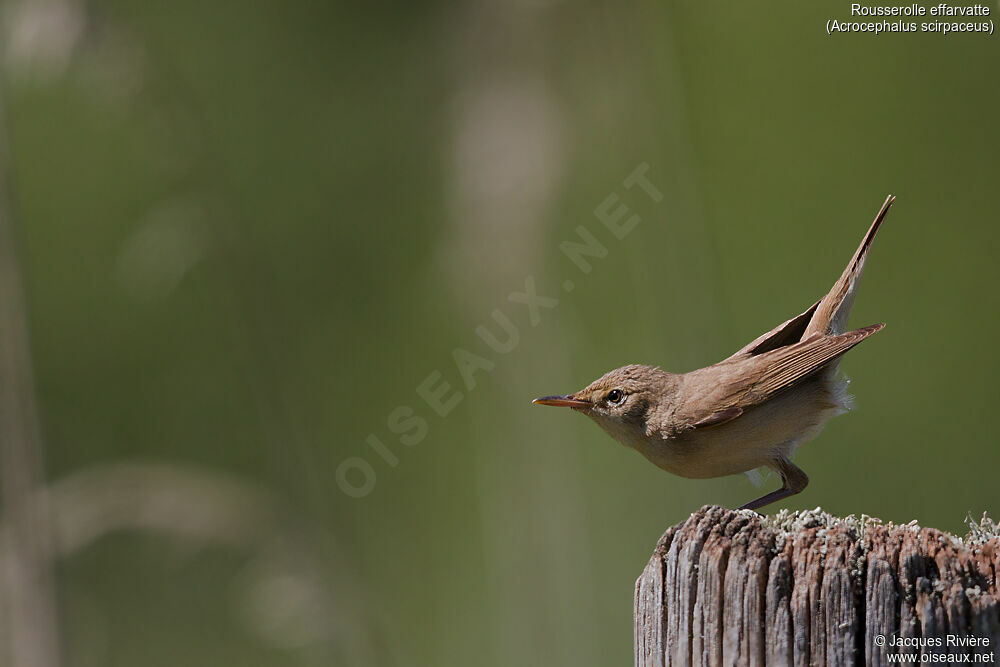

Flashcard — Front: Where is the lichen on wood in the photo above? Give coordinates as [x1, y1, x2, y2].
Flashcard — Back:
[634, 506, 1000, 666]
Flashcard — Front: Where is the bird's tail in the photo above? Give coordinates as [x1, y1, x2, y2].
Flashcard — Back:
[804, 195, 895, 337]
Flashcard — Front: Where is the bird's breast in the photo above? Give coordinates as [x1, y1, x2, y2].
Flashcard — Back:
[630, 375, 850, 479]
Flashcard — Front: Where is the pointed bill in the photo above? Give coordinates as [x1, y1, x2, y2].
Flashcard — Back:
[532, 395, 591, 408]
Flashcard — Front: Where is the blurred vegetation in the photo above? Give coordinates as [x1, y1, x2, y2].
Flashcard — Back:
[1, 0, 997, 665]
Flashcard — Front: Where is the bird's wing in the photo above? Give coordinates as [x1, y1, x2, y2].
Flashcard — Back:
[692, 406, 744, 428]
[727, 195, 894, 358]
[728, 299, 820, 359]
[684, 323, 885, 430]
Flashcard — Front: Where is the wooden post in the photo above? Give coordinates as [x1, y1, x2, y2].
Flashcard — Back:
[634, 505, 1000, 666]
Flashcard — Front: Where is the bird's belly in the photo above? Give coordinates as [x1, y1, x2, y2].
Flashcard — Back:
[634, 376, 849, 479]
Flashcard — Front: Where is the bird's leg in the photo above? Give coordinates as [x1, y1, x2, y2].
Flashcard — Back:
[737, 456, 809, 512]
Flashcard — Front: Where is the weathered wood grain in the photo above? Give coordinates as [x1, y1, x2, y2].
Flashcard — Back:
[635, 506, 1000, 666]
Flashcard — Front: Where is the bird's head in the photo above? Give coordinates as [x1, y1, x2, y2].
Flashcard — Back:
[533, 364, 675, 444]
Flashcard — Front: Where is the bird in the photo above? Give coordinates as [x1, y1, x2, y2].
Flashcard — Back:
[533, 195, 895, 511]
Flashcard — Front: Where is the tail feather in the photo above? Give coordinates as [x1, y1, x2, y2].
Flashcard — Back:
[804, 195, 894, 337]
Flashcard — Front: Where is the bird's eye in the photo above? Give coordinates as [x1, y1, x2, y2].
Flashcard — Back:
[606, 389, 625, 404]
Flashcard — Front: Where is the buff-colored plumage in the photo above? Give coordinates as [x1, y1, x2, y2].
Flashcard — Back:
[534, 195, 895, 510]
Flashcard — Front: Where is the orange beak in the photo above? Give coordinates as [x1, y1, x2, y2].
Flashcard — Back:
[532, 394, 591, 408]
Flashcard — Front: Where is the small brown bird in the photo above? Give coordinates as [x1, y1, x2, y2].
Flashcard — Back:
[534, 195, 895, 511]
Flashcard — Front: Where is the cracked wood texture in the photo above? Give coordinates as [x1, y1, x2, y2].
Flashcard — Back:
[634, 506, 1000, 666]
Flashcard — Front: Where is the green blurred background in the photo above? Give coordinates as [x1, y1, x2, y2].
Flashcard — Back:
[1, 1, 997, 665]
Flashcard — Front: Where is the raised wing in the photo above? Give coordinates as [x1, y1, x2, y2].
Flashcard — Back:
[727, 195, 894, 359]
[728, 299, 820, 359]
[682, 323, 885, 430]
